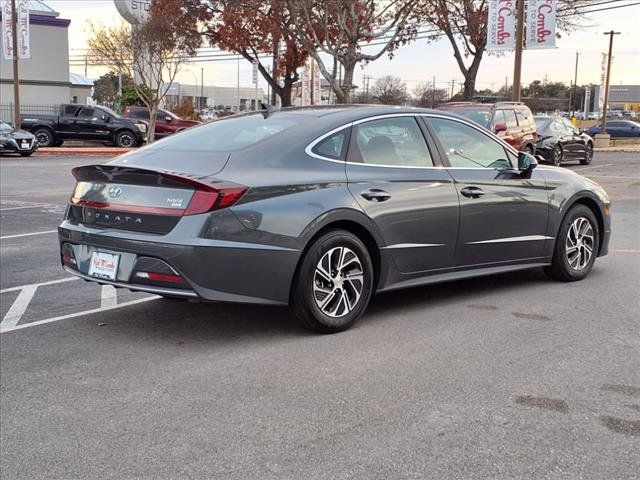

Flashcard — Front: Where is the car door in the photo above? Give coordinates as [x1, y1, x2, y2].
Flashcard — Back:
[423, 115, 550, 267]
[560, 118, 583, 159]
[58, 105, 81, 139]
[344, 115, 459, 274]
[502, 109, 521, 150]
[74, 107, 110, 140]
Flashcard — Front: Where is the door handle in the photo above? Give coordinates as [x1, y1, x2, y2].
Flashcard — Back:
[361, 188, 391, 202]
[460, 186, 485, 198]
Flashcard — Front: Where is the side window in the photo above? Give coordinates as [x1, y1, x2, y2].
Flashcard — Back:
[351, 117, 433, 167]
[131, 109, 149, 120]
[64, 105, 80, 116]
[504, 110, 518, 129]
[77, 107, 95, 118]
[561, 118, 576, 133]
[312, 129, 349, 160]
[156, 111, 168, 121]
[493, 110, 506, 128]
[516, 109, 532, 127]
[429, 117, 511, 169]
[551, 120, 565, 134]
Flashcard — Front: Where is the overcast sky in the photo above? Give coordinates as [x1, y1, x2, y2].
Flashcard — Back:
[48, 0, 640, 94]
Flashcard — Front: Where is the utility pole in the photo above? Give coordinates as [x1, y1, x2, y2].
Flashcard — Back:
[601, 30, 620, 134]
[200, 67, 204, 111]
[11, 0, 21, 128]
[450, 79, 456, 99]
[512, 0, 525, 102]
[570, 51, 579, 119]
[432, 75, 436, 108]
[236, 55, 240, 111]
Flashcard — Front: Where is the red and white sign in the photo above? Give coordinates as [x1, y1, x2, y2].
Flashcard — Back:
[487, 0, 516, 52]
[2, 0, 30, 60]
[526, 0, 556, 49]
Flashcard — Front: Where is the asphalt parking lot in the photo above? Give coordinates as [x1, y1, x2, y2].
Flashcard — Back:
[1, 152, 639, 479]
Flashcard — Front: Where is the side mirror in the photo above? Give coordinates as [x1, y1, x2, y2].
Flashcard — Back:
[165, 116, 172, 122]
[101, 114, 110, 122]
[494, 123, 507, 133]
[518, 151, 538, 173]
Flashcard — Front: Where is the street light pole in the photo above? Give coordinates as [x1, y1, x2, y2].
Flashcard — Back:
[601, 31, 620, 134]
[11, 0, 21, 128]
[511, 0, 525, 102]
[571, 51, 579, 119]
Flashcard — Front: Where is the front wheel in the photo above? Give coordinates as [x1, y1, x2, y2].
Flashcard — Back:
[580, 142, 593, 165]
[291, 230, 374, 333]
[544, 205, 599, 282]
[551, 144, 563, 166]
[115, 130, 137, 148]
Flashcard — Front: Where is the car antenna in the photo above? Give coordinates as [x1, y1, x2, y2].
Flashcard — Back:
[260, 102, 279, 119]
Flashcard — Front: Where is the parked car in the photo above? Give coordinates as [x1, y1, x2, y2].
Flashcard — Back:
[0, 121, 38, 156]
[20, 104, 147, 148]
[585, 120, 640, 138]
[122, 106, 201, 139]
[59, 106, 610, 333]
[534, 116, 594, 166]
[437, 101, 537, 153]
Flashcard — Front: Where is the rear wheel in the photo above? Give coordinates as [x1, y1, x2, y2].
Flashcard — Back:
[544, 205, 599, 282]
[115, 130, 137, 148]
[580, 142, 593, 165]
[33, 128, 54, 147]
[551, 144, 563, 166]
[291, 230, 374, 333]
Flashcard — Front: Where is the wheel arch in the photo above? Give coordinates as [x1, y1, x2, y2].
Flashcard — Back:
[565, 194, 606, 255]
[289, 213, 385, 303]
[32, 125, 57, 142]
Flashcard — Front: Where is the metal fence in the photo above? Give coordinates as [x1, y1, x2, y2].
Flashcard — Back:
[0, 104, 58, 125]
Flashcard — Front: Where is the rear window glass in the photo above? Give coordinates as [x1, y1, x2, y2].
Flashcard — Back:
[130, 109, 150, 120]
[516, 109, 533, 127]
[146, 113, 297, 152]
[504, 110, 518, 128]
[448, 108, 492, 128]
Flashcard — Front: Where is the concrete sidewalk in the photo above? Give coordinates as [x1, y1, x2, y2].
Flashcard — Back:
[35, 147, 132, 155]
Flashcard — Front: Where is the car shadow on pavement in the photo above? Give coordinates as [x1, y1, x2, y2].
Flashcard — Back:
[98, 266, 565, 345]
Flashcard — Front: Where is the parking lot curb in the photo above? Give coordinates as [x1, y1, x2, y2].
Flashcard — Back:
[35, 148, 133, 156]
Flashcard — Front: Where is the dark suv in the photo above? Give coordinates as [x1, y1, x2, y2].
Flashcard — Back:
[123, 106, 201, 140]
[437, 102, 537, 153]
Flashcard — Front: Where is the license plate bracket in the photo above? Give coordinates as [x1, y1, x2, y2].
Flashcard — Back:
[88, 251, 120, 281]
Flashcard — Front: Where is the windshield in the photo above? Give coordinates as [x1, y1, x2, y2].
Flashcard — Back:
[450, 108, 492, 128]
[144, 113, 298, 152]
[99, 106, 122, 118]
[0, 122, 13, 132]
[534, 117, 552, 129]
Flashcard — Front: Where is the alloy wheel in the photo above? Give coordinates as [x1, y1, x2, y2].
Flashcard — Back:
[118, 133, 135, 148]
[566, 216, 595, 271]
[313, 246, 364, 318]
[35, 130, 52, 146]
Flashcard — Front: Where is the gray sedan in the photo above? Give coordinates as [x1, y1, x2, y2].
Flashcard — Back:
[59, 106, 611, 333]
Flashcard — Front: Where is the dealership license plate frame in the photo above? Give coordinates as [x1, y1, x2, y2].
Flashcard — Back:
[88, 251, 120, 281]
[19, 141, 30, 150]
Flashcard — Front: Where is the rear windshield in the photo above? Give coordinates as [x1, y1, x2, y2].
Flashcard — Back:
[534, 117, 552, 129]
[145, 113, 297, 152]
[448, 108, 492, 128]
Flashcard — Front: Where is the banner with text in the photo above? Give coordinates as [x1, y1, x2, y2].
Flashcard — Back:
[487, 0, 516, 51]
[2, 0, 30, 60]
[526, 0, 556, 49]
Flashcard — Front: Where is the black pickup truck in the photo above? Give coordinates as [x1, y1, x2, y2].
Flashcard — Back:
[21, 104, 148, 148]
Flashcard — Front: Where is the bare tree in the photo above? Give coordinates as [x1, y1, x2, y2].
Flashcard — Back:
[416, 0, 591, 100]
[88, 2, 200, 142]
[288, 0, 420, 103]
[371, 75, 407, 105]
[413, 82, 448, 107]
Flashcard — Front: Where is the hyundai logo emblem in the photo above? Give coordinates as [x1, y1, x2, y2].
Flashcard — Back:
[108, 186, 123, 199]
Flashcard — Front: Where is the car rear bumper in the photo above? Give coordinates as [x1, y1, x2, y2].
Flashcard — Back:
[58, 221, 300, 305]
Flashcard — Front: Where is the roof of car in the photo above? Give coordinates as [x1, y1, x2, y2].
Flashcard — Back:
[268, 104, 452, 124]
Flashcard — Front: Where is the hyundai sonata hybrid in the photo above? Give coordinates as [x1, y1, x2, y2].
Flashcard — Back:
[59, 106, 611, 333]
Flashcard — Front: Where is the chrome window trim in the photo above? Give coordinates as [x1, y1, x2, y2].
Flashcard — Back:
[304, 112, 520, 169]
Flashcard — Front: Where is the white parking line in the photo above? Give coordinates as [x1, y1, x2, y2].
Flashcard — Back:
[100, 285, 118, 308]
[1, 285, 37, 329]
[573, 163, 614, 172]
[0, 230, 58, 240]
[0, 297, 158, 334]
[0, 205, 47, 211]
[1, 277, 78, 294]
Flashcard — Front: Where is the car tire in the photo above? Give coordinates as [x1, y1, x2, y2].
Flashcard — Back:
[580, 142, 593, 165]
[544, 204, 599, 282]
[291, 229, 374, 333]
[551, 144, 563, 166]
[33, 128, 54, 147]
[115, 130, 137, 148]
